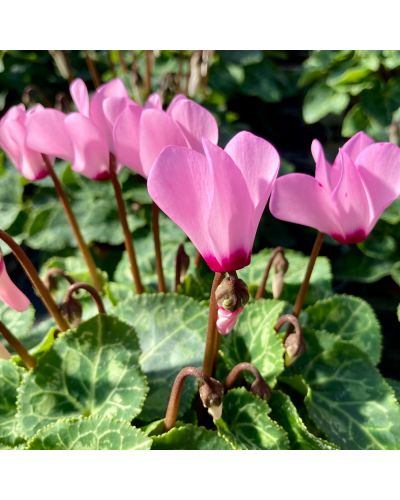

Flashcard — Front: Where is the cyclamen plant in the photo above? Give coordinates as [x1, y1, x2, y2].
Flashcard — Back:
[1, 57, 400, 451]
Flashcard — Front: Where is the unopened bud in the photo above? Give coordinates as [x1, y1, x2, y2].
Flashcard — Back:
[272, 253, 289, 299]
[215, 275, 249, 312]
[284, 332, 306, 367]
[216, 306, 243, 335]
[199, 376, 224, 421]
[250, 377, 272, 401]
[59, 296, 82, 328]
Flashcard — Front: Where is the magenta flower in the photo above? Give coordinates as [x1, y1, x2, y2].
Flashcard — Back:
[26, 78, 130, 180]
[0, 104, 51, 181]
[0, 254, 30, 312]
[270, 132, 400, 244]
[148, 131, 280, 272]
[113, 93, 218, 178]
[216, 306, 243, 335]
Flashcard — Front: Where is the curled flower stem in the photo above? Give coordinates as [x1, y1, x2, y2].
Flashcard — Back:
[43, 267, 75, 293]
[275, 314, 305, 366]
[224, 362, 271, 400]
[109, 154, 143, 295]
[255, 246, 285, 300]
[0, 230, 69, 332]
[84, 51, 101, 88]
[164, 366, 223, 431]
[0, 320, 36, 369]
[292, 232, 325, 317]
[64, 282, 106, 315]
[42, 155, 102, 292]
[203, 272, 224, 376]
[152, 203, 166, 293]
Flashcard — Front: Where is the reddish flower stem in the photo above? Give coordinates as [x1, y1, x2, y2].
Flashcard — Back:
[152, 203, 166, 293]
[0, 321, 36, 369]
[64, 282, 106, 314]
[109, 154, 143, 294]
[42, 155, 102, 292]
[203, 272, 224, 376]
[255, 246, 284, 300]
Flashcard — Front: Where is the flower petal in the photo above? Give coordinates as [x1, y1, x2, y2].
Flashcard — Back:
[0, 259, 30, 312]
[311, 139, 332, 189]
[270, 173, 339, 235]
[139, 109, 188, 177]
[147, 145, 212, 259]
[70, 78, 90, 116]
[113, 103, 144, 176]
[144, 93, 162, 110]
[225, 131, 279, 225]
[357, 142, 400, 229]
[26, 108, 73, 160]
[203, 139, 255, 271]
[64, 113, 110, 180]
[330, 150, 371, 242]
[168, 97, 218, 152]
[341, 131, 375, 162]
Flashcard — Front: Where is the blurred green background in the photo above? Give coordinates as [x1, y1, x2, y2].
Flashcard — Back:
[0, 50, 399, 375]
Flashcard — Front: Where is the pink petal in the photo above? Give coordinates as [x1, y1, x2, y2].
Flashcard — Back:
[311, 139, 332, 189]
[70, 78, 89, 116]
[26, 108, 73, 160]
[203, 139, 255, 271]
[341, 131, 375, 162]
[168, 97, 218, 152]
[148, 146, 212, 259]
[225, 131, 280, 227]
[216, 306, 243, 335]
[113, 103, 144, 176]
[144, 93, 162, 110]
[270, 173, 339, 236]
[357, 142, 400, 230]
[0, 258, 30, 312]
[101, 96, 130, 151]
[64, 113, 110, 180]
[330, 150, 371, 242]
[139, 109, 188, 177]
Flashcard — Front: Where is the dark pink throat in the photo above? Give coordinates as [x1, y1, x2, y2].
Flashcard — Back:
[332, 228, 367, 245]
[204, 248, 251, 273]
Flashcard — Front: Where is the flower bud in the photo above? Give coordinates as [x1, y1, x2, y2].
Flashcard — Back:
[216, 306, 243, 335]
[272, 253, 289, 299]
[59, 296, 82, 328]
[284, 332, 306, 367]
[215, 275, 249, 312]
[199, 376, 224, 421]
[250, 377, 272, 401]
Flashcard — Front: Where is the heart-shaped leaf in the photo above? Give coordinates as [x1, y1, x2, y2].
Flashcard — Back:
[0, 359, 25, 448]
[152, 424, 232, 450]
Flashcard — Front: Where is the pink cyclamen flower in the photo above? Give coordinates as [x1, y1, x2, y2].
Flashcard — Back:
[148, 131, 280, 272]
[270, 132, 400, 244]
[0, 104, 51, 181]
[113, 93, 218, 178]
[216, 306, 243, 335]
[0, 254, 30, 312]
[26, 78, 131, 180]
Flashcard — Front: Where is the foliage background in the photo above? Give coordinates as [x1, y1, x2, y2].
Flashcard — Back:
[0, 49, 399, 379]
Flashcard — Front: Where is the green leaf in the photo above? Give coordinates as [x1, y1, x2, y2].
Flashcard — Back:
[303, 85, 349, 123]
[269, 390, 337, 450]
[220, 299, 285, 386]
[0, 303, 37, 352]
[27, 416, 151, 450]
[0, 359, 25, 447]
[216, 388, 289, 450]
[240, 248, 332, 305]
[152, 424, 232, 450]
[334, 246, 394, 283]
[17, 315, 148, 438]
[304, 294, 381, 365]
[386, 378, 400, 403]
[113, 294, 208, 421]
[0, 170, 23, 230]
[299, 330, 400, 450]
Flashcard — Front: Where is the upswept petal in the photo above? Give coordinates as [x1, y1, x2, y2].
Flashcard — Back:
[168, 97, 218, 152]
[203, 139, 254, 271]
[311, 139, 332, 189]
[113, 103, 144, 176]
[225, 131, 279, 225]
[26, 108, 73, 160]
[101, 96, 130, 151]
[144, 93, 162, 110]
[147, 146, 212, 260]
[0, 259, 30, 312]
[70, 78, 90, 116]
[270, 173, 339, 236]
[330, 150, 371, 243]
[64, 113, 109, 180]
[357, 142, 400, 229]
[341, 131, 375, 162]
[166, 94, 186, 114]
[139, 109, 188, 177]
